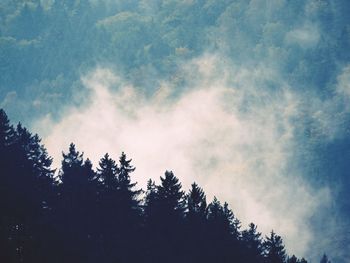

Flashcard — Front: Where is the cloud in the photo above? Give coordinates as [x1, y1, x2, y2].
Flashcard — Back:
[0, 91, 17, 108]
[285, 23, 320, 48]
[336, 65, 350, 99]
[34, 56, 331, 259]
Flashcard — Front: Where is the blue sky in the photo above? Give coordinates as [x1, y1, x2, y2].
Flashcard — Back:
[1, 0, 350, 262]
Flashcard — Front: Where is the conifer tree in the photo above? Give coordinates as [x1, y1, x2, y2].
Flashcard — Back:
[97, 152, 142, 262]
[55, 143, 97, 263]
[157, 170, 185, 218]
[145, 171, 185, 263]
[207, 197, 239, 236]
[242, 223, 264, 263]
[0, 109, 14, 148]
[97, 153, 118, 190]
[0, 110, 20, 262]
[184, 183, 207, 262]
[206, 197, 241, 262]
[116, 152, 142, 209]
[144, 179, 158, 221]
[0, 110, 56, 262]
[187, 182, 207, 219]
[264, 231, 287, 263]
[320, 254, 331, 263]
[0, 109, 329, 263]
[60, 143, 84, 187]
[287, 255, 298, 263]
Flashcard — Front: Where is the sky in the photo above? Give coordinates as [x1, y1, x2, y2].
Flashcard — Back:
[1, 0, 350, 262]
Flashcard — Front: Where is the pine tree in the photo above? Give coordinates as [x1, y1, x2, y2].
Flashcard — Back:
[223, 202, 241, 239]
[187, 182, 207, 219]
[207, 197, 239, 235]
[55, 143, 97, 263]
[0, 110, 56, 262]
[0, 109, 15, 261]
[184, 183, 207, 263]
[144, 179, 158, 221]
[242, 223, 264, 263]
[0, 109, 15, 148]
[97, 153, 118, 190]
[206, 197, 241, 262]
[157, 170, 185, 219]
[145, 171, 185, 263]
[116, 152, 142, 208]
[264, 231, 287, 263]
[59, 143, 84, 187]
[287, 255, 298, 263]
[96, 152, 142, 262]
[320, 254, 331, 263]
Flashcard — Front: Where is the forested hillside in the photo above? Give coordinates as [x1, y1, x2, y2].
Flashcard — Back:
[0, 109, 331, 263]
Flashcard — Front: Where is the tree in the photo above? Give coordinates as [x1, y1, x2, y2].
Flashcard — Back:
[143, 171, 185, 263]
[206, 197, 241, 262]
[320, 254, 331, 263]
[157, 170, 185, 219]
[0, 109, 15, 262]
[207, 197, 239, 236]
[60, 143, 84, 187]
[287, 255, 299, 263]
[55, 143, 97, 263]
[0, 109, 15, 148]
[183, 183, 208, 262]
[97, 153, 118, 190]
[116, 152, 142, 209]
[0, 110, 56, 262]
[264, 231, 287, 263]
[223, 202, 241, 239]
[95, 153, 121, 261]
[187, 182, 207, 219]
[0, 108, 329, 263]
[144, 179, 158, 221]
[96, 152, 142, 263]
[242, 223, 264, 263]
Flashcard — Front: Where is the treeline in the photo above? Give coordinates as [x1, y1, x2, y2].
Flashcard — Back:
[0, 109, 330, 263]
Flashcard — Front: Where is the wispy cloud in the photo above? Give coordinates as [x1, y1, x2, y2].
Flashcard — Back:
[34, 55, 333, 259]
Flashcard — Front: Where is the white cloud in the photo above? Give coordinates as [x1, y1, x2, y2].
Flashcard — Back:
[336, 65, 350, 98]
[0, 91, 17, 108]
[34, 57, 330, 259]
[285, 23, 320, 48]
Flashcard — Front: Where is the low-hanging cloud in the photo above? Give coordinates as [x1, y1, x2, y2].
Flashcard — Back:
[34, 55, 332, 260]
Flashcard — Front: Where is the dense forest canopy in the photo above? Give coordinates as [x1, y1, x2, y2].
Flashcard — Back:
[1, 0, 350, 262]
[0, 108, 332, 263]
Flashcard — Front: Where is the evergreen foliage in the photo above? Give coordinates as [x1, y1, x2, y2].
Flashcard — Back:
[0, 109, 331, 263]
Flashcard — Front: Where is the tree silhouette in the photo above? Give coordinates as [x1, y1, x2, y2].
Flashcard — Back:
[116, 152, 142, 214]
[206, 197, 241, 262]
[242, 223, 264, 263]
[187, 182, 207, 219]
[157, 170, 185, 217]
[0, 108, 328, 263]
[320, 254, 331, 263]
[54, 143, 98, 263]
[184, 183, 207, 262]
[264, 231, 287, 263]
[0, 110, 19, 262]
[0, 110, 55, 262]
[97, 153, 118, 190]
[144, 171, 185, 263]
[286, 255, 308, 263]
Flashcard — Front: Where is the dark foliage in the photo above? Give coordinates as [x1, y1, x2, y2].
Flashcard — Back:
[0, 109, 329, 263]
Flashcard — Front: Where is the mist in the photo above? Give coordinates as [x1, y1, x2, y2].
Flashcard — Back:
[35, 56, 335, 260]
[1, 0, 350, 262]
